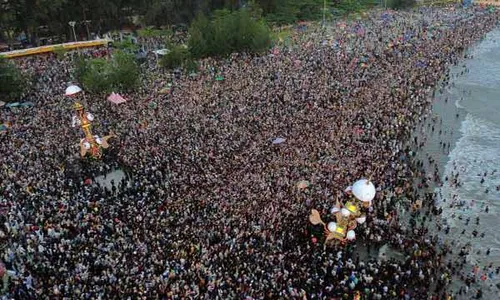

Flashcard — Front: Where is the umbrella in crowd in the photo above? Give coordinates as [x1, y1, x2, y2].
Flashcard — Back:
[5, 102, 20, 108]
[107, 92, 127, 104]
[297, 180, 311, 190]
[272, 137, 286, 144]
[159, 83, 172, 94]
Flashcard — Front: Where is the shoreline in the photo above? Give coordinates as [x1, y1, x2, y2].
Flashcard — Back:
[402, 27, 500, 299]
[336, 12, 499, 299]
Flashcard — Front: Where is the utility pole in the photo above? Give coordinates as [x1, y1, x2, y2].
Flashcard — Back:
[322, 0, 327, 27]
[82, 7, 91, 40]
[69, 21, 77, 41]
[83, 20, 91, 40]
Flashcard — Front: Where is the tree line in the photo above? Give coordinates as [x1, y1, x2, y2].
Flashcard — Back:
[0, 0, 416, 101]
[0, 0, 390, 47]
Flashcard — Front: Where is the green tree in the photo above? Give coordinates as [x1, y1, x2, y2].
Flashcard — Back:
[188, 8, 271, 59]
[159, 45, 198, 72]
[265, 0, 326, 24]
[3, 0, 349, 45]
[137, 26, 170, 38]
[141, 0, 199, 27]
[386, 0, 416, 9]
[0, 1, 16, 43]
[113, 38, 140, 52]
[3, 0, 147, 44]
[7, 0, 68, 45]
[78, 58, 112, 93]
[188, 13, 214, 58]
[246, 0, 264, 19]
[0, 57, 25, 102]
[110, 50, 139, 90]
[336, 0, 364, 18]
[75, 50, 139, 93]
[159, 46, 188, 69]
[253, 0, 280, 14]
[0, 57, 26, 102]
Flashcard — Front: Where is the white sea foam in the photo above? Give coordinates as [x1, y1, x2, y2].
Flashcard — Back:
[454, 99, 464, 109]
[427, 26, 500, 300]
[436, 114, 500, 294]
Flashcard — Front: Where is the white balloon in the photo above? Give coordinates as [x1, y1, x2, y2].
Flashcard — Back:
[352, 179, 376, 202]
[327, 222, 337, 232]
[341, 208, 351, 217]
[356, 216, 367, 224]
[83, 142, 91, 149]
[346, 230, 356, 240]
[86, 113, 94, 121]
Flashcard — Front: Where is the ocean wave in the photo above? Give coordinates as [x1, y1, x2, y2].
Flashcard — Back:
[469, 28, 500, 57]
[436, 113, 500, 285]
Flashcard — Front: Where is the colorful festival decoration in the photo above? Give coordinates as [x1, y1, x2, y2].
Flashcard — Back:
[309, 178, 376, 244]
[66, 85, 114, 159]
[72, 102, 114, 158]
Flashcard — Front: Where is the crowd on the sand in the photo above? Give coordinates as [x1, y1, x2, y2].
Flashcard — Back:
[1, 5, 499, 300]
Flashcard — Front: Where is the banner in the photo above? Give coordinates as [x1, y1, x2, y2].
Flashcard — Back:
[0, 39, 112, 59]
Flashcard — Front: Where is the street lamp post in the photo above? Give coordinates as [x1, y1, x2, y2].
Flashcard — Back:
[69, 21, 77, 41]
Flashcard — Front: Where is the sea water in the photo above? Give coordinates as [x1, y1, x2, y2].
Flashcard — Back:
[437, 28, 500, 297]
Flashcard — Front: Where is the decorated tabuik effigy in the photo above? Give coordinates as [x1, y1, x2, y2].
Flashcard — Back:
[66, 85, 114, 159]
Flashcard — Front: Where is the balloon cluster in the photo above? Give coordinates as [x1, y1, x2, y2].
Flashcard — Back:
[309, 179, 376, 244]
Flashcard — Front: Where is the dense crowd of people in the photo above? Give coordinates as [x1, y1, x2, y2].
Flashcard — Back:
[1, 6, 499, 299]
